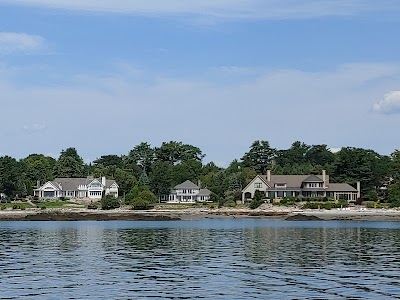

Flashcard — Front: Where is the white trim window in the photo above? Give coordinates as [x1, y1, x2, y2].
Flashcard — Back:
[254, 183, 262, 189]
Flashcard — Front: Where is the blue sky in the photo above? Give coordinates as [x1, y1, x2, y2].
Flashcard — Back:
[1, 1, 400, 166]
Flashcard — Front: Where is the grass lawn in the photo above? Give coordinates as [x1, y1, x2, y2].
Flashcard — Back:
[0, 202, 32, 210]
[38, 201, 85, 208]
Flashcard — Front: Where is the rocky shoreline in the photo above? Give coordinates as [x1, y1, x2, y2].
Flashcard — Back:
[1, 207, 400, 222]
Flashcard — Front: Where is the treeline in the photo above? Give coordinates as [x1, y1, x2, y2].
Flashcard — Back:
[0, 140, 399, 206]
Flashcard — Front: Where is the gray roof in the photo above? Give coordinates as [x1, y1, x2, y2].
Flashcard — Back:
[257, 174, 357, 192]
[51, 177, 117, 191]
[260, 174, 328, 188]
[327, 183, 357, 192]
[174, 180, 199, 190]
[302, 175, 324, 183]
[198, 189, 211, 196]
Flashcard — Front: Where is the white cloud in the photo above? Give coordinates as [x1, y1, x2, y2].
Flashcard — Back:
[3, 0, 398, 21]
[0, 62, 399, 160]
[372, 91, 400, 114]
[22, 122, 47, 134]
[0, 32, 46, 55]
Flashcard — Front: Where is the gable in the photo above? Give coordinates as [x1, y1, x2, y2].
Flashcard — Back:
[39, 181, 60, 191]
[242, 175, 270, 192]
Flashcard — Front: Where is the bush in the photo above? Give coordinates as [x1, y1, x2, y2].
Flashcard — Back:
[131, 190, 157, 210]
[87, 202, 98, 210]
[223, 200, 236, 208]
[249, 199, 263, 209]
[131, 197, 152, 210]
[302, 202, 347, 210]
[0, 204, 6, 210]
[12, 204, 25, 210]
[101, 195, 121, 210]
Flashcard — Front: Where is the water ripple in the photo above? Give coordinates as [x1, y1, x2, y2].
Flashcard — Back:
[1, 220, 400, 299]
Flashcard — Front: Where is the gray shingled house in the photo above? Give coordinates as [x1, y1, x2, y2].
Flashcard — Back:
[242, 170, 360, 203]
[34, 176, 119, 200]
[160, 180, 211, 203]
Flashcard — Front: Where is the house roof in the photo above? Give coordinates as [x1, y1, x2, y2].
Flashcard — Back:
[198, 189, 211, 196]
[302, 175, 324, 183]
[260, 174, 328, 188]
[174, 180, 199, 190]
[50, 177, 118, 191]
[326, 183, 357, 192]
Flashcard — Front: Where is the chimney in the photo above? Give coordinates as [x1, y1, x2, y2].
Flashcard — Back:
[357, 181, 361, 198]
[322, 170, 326, 188]
[37, 180, 41, 188]
[102, 176, 106, 186]
[267, 170, 271, 182]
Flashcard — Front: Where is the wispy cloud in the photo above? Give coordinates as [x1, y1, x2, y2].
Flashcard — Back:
[22, 122, 47, 134]
[0, 61, 399, 159]
[0, 32, 46, 55]
[373, 91, 400, 115]
[3, 0, 399, 21]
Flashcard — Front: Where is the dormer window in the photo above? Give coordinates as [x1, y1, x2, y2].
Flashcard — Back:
[275, 183, 286, 188]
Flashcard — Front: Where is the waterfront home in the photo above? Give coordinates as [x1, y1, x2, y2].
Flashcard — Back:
[34, 176, 119, 200]
[160, 180, 211, 203]
[242, 170, 360, 203]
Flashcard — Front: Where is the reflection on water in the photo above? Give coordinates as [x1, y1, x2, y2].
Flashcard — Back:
[1, 220, 400, 299]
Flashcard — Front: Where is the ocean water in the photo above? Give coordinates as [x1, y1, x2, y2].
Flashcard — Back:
[1, 219, 400, 299]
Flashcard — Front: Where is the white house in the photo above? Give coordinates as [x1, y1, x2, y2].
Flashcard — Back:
[34, 177, 119, 200]
[242, 170, 360, 203]
[160, 180, 211, 203]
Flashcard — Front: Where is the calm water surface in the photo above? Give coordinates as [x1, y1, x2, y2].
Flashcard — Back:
[1, 219, 400, 299]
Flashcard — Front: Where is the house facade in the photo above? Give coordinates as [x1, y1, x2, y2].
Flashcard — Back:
[242, 170, 360, 203]
[160, 180, 211, 203]
[34, 177, 119, 200]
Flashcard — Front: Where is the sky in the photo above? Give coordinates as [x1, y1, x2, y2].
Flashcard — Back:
[0, 0, 400, 166]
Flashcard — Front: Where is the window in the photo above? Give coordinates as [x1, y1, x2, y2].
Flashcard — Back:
[275, 183, 286, 188]
[254, 183, 262, 189]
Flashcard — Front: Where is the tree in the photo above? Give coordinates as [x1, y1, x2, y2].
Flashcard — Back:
[101, 194, 121, 210]
[241, 140, 275, 174]
[275, 141, 310, 167]
[0, 156, 23, 197]
[54, 148, 85, 178]
[93, 155, 123, 168]
[333, 147, 386, 195]
[131, 189, 157, 210]
[128, 142, 155, 173]
[305, 144, 335, 167]
[149, 161, 173, 197]
[20, 154, 56, 188]
[155, 141, 204, 165]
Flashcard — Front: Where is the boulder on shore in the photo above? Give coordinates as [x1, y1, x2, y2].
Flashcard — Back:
[285, 214, 322, 221]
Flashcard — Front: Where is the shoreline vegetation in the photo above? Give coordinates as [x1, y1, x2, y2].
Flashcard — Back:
[1, 205, 400, 222]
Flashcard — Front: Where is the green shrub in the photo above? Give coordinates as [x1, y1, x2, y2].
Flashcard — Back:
[87, 202, 98, 210]
[0, 204, 6, 210]
[249, 199, 263, 209]
[131, 198, 152, 210]
[224, 200, 236, 208]
[101, 195, 121, 210]
[302, 202, 346, 210]
[12, 204, 25, 210]
[40, 206, 46, 210]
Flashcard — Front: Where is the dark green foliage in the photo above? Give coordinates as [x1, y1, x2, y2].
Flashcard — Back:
[241, 140, 275, 174]
[302, 202, 347, 210]
[0, 156, 24, 197]
[54, 148, 85, 178]
[101, 195, 121, 210]
[223, 200, 236, 207]
[249, 190, 264, 209]
[131, 190, 157, 210]
[87, 202, 98, 209]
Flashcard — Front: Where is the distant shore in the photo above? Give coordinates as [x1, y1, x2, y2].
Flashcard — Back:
[1, 206, 400, 222]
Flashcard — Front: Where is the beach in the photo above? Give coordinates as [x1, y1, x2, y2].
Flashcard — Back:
[1, 205, 400, 222]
